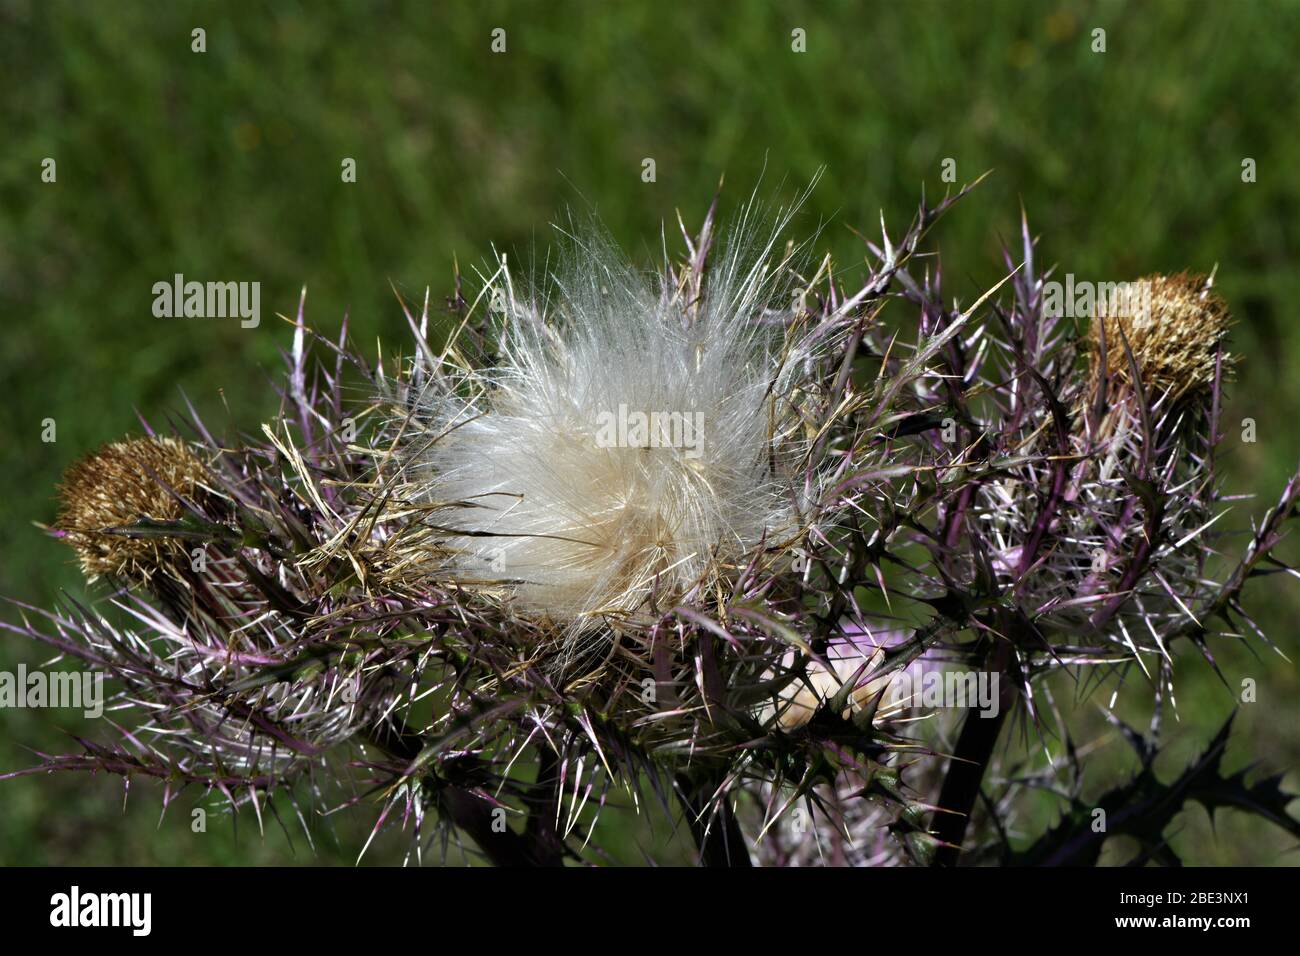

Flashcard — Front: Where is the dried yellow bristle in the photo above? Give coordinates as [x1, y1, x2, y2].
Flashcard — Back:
[1088, 272, 1231, 402]
[56, 436, 209, 584]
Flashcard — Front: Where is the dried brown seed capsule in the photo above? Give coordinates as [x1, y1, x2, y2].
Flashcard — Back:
[55, 436, 210, 585]
[1088, 272, 1232, 403]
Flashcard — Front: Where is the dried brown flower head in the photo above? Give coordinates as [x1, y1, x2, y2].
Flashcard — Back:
[55, 436, 210, 584]
[1088, 272, 1231, 402]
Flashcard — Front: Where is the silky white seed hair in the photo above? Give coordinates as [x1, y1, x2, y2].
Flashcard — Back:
[398, 188, 830, 661]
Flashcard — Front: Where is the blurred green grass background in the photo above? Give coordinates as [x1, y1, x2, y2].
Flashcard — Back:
[1, 0, 1298, 864]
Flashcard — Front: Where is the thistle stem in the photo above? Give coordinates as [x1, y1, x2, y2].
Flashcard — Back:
[677, 772, 753, 867]
[362, 724, 564, 867]
[931, 696, 1009, 865]
[932, 640, 1014, 866]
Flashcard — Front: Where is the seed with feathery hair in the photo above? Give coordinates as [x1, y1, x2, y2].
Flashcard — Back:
[1088, 272, 1231, 402]
[55, 436, 210, 584]
[391, 212, 821, 655]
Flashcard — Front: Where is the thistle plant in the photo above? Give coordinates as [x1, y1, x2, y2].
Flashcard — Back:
[6, 180, 1299, 867]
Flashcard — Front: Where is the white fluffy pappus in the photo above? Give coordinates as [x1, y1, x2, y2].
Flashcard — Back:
[398, 195, 830, 651]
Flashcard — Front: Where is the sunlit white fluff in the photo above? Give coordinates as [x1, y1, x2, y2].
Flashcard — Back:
[401, 196, 823, 653]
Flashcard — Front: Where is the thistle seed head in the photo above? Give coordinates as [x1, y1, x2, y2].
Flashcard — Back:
[1088, 272, 1231, 402]
[55, 436, 209, 584]
[390, 213, 821, 656]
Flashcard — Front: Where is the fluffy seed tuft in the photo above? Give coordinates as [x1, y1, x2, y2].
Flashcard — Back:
[395, 213, 820, 652]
